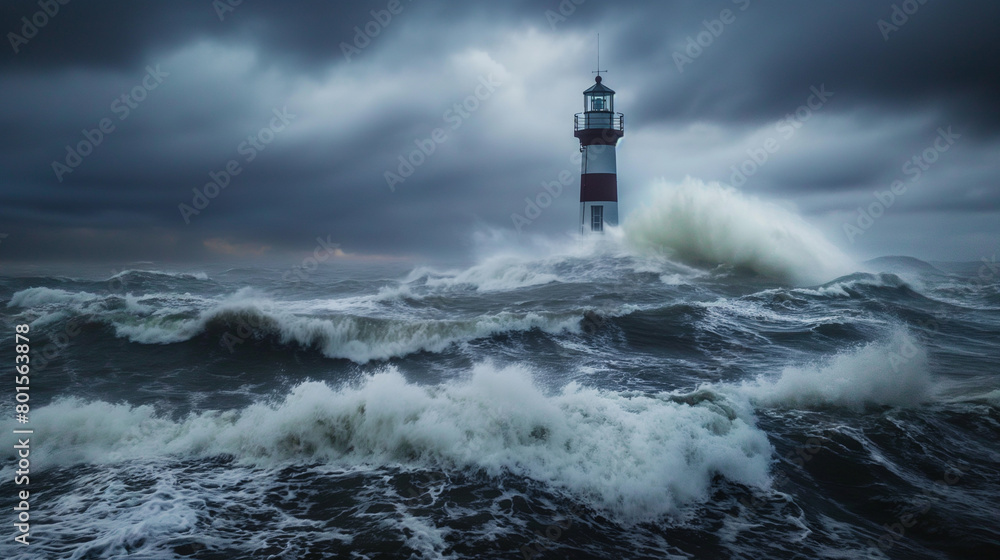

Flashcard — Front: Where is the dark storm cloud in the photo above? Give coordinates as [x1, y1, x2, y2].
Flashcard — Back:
[605, 2, 1000, 130]
[0, 0, 997, 264]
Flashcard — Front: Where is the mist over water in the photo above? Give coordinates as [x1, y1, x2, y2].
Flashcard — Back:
[1, 180, 998, 559]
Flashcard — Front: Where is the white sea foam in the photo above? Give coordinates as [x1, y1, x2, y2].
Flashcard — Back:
[737, 328, 931, 409]
[107, 269, 209, 281]
[17, 363, 773, 523]
[5, 462, 350, 560]
[403, 228, 693, 293]
[968, 389, 1000, 407]
[8, 285, 586, 362]
[373, 283, 422, 301]
[405, 255, 561, 292]
[7, 287, 101, 308]
[624, 177, 856, 285]
[263, 309, 581, 362]
[940, 387, 1000, 408]
[793, 273, 912, 298]
[185, 300, 581, 362]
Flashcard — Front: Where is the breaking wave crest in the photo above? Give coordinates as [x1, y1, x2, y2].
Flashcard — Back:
[8, 286, 102, 308]
[403, 256, 561, 292]
[792, 272, 916, 298]
[738, 328, 931, 409]
[17, 363, 773, 523]
[624, 177, 855, 284]
[193, 303, 582, 362]
[107, 269, 209, 281]
[7, 287, 584, 363]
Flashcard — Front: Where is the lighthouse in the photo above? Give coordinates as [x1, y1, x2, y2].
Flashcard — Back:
[574, 74, 624, 233]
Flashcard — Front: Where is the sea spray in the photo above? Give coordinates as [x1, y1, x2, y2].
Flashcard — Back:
[737, 327, 931, 409]
[624, 177, 855, 284]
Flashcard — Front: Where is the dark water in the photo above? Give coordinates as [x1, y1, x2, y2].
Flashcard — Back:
[1, 248, 998, 559]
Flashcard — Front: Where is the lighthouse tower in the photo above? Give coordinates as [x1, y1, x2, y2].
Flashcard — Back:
[574, 74, 623, 233]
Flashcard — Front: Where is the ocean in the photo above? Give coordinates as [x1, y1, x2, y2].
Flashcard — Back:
[1, 224, 999, 558]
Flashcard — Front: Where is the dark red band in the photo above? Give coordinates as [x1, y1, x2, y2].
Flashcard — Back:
[580, 173, 618, 202]
[574, 129, 624, 146]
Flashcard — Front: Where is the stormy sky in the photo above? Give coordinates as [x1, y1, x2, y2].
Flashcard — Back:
[1, 0, 997, 265]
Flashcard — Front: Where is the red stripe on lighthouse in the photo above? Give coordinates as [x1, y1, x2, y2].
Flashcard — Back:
[574, 129, 624, 146]
[580, 173, 618, 202]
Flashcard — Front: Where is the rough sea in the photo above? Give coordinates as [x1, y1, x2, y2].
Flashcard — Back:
[2, 185, 999, 559]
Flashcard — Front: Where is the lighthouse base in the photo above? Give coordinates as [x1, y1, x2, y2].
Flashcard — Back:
[580, 201, 618, 233]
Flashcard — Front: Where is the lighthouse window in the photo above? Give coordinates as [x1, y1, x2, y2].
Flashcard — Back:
[588, 94, 612, 112]
[591, 205, 603, 232]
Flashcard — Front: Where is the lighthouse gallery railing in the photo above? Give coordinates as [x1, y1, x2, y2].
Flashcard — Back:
[574, 112, 624, 132]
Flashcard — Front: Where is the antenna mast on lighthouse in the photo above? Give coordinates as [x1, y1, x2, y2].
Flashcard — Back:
[593, 34, 607, 79]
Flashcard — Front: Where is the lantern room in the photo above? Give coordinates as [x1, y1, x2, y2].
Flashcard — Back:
[583, 75, 615, 112]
